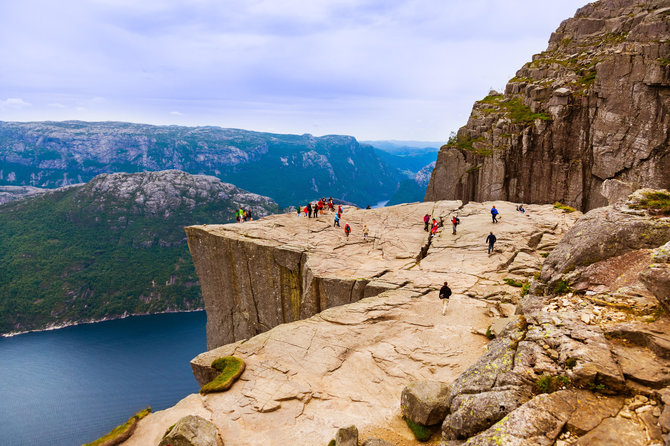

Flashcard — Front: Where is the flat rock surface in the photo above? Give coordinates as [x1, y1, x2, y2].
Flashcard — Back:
[125, 201, 579, 446]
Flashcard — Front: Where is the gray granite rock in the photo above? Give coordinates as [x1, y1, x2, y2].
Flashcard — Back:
[158, 415, 223, 446]
[401, 380, 451, 426]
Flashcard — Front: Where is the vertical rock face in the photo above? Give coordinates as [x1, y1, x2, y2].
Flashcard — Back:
[426, 0, 670, 211]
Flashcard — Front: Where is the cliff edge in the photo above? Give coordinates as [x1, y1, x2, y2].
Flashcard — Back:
[425, 0, 670, 211]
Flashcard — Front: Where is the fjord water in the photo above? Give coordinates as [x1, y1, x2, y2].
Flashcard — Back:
[0, 311, 206, 446]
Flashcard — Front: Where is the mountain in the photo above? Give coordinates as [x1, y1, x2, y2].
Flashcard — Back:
[386, 161, 436, 206]
[426, 0, 670, 211]
[0, 185, 47, 205]
[0, 121, 401, 208]
[0, 170, 279, 334]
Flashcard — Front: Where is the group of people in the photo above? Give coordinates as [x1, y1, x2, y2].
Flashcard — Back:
[235, 207, 253, 222]
[421, 204, 503, 256]
[297, 197, 370, 241]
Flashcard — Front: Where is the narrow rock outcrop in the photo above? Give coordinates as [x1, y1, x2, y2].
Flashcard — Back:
[426, 0, 670, 211]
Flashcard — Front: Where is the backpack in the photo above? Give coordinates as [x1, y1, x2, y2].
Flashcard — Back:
[456, 217, 460, 225]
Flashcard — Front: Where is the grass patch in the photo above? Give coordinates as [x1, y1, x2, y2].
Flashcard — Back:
[540, 252, 550, 258]
[445, 134, 492, 157]
[553, 280, 572, 295]
[565, 357, 578, 369]
[485, 325, 495, 340]
[328, 440, 336, 446]
[553, 202, 577, 213]
[504, 278, 524, 287]
[630, 191, 670, 216]
[536, 375, 570, 394]
[83, 407, 151, 446]
[658, 58, 670, 66]
[521, 281, 531, 297]
[200, 356, 245, 395]
[586, 377, 606, 393]
[404, 417, 432, 442]
[506, 98, 552, 124]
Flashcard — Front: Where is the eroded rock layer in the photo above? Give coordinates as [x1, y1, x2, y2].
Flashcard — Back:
[426, 0, 670, 211]
[123, 200, 581, 445]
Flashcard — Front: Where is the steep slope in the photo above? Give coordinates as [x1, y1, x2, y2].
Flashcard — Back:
[426, 0, 670, 211]
[0, 121, 401, 207]
[0, 170, 279, 334]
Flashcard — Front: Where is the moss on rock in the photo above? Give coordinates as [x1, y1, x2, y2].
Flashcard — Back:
[200, 356, 246, 395]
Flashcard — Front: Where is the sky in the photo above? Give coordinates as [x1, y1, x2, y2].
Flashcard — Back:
[0, 0, 589, 141]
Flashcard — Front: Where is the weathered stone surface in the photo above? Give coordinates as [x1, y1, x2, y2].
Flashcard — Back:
[574, 416, 647, 446]
[361, 439, 392, 446]
[566, 391, 623, 435]
[463, 391, 579, 446]
[336, 425, 358, 446]
[611, 342, 670, 388]
[400, 380, 451, 426]
[540, 198, 670, 286]
[158, 415, 223, 446]
[426, 0, 670, 211]
[123, 201, 577, 446]
[641, 241, 670, 312]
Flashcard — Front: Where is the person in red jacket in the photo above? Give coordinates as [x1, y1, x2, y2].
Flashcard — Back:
[431, 218, 439, 236]
[451, 215, 460, 234]
[344, 223, 351, 238]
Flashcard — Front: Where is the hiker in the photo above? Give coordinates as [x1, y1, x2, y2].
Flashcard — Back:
[338, 205, 343, 216]
[344, 223, 351, 238]
[363, 225, 369, 241]
[328, 198, 334, 212]
[366, 205, 371, 209]
[439, 281, 452, 315]
[313, 202, 319, 218]
[307, 202, 313, 218]
[318, 200, 324, 213]
[491, 205, 499, 223]
[486, 232, 497, 255]
[297, 206, 302, 217]
[423, 214, 430, 231]
[247, 209, 252, 221]
[451, 215, 460, 234]
[431, 218, 439, 236]
[237, 207, 244, 222]
[519, 204, 525, 214]
[334, 213, 340, 227]
[304, 205, 309, 217]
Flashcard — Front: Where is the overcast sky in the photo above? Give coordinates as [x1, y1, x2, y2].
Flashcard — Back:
[0, 0, 589, 141]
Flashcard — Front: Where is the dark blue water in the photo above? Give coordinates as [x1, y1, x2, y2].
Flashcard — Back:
[0, 311, 207, 446]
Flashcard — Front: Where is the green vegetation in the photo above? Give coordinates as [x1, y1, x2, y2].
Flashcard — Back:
[536, 375, 570, 394]
[540, 252, 550, 258]
[587, 377, 606, 393]
[0, 175, 279, 334]
[506, 98, 552, 124]
[630, 191, 670, 216]
[553, 202, 577, 213]
[485, 325, 495, 340]
[445, 134, 492, 157]
[83, 407, 151, 446]
[658, 58, 670, 66]
[200, 356, 246, 395]
[466, 165, 482, 173]
[552, 280, 572, 295]
[504, 278, 524, 287]
[328, 440, 336, 446]
[565, 357, 578, 369]
[404, 417, 432, 442]
[520, 281, 531, 297]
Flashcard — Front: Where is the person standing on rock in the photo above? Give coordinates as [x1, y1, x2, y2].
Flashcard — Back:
[363, 225, 369, 241]
[451, 215, 460, 234]
[431, 218, 439, 236]
[486, 232, 497, 255]
[423, 214, 430, 232]
[313, 202, 319, 218]
[439, 281, 452, 315]
[344, 223, 351, 238]
[334, 213, 340, 227]
[491, 205, 499, 224]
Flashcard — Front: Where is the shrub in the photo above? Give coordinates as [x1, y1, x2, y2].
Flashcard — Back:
[328, 440, 336, 446]
[630, 191, 670, 216]
[520, 281, 531, 297]
[553, 280, 572, 295]
[200, 356, 245, 395]
[536, 375, 570, 394]
[404, 417, 432, 442]
[565, 357, 578, 369]
[504, 278, 524, 287]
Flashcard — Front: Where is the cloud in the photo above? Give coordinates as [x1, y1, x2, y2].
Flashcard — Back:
[169, 111, 183, 116]
[48, 102, 66, 108]
[0, 0, 590, 139]
[0, 98, 32, 109]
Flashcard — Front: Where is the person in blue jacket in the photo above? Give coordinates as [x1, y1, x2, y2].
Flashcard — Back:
[491, 205, 499, 223]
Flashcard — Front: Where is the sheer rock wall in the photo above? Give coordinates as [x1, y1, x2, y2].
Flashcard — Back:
[426, 0, 670, 211]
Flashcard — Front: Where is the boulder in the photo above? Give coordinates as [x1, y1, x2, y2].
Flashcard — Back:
[640, 241, 670, 312]
[361, 439, 392, 446]
[335, 425, 358, 446]
[400, 380, 451, 426]
[158, 415, 223, 446]
[574, 417, 647, 446]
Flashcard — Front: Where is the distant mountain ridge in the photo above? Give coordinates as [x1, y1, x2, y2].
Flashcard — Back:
[0, 170, 279, 334]
[0, 121, 402, 208]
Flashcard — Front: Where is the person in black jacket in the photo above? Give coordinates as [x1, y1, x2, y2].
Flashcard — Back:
[486, 232, 497, 254]
[439, 281, 452, 315]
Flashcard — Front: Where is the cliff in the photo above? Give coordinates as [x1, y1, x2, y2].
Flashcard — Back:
[0, 170, 278, 334]
[425, 0, 670, 211]
[0, 121, 401, 207]
[118, 200, 581, 445]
